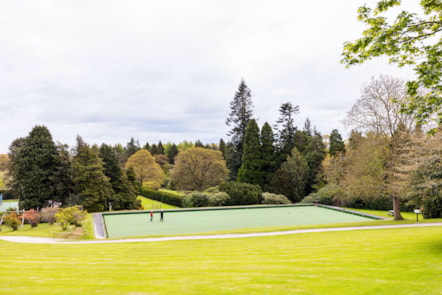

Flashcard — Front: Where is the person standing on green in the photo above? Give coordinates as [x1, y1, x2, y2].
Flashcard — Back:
[160, 209, 164, 222]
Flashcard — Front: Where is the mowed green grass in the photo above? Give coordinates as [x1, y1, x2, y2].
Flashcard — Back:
[0, 226, 441, 294]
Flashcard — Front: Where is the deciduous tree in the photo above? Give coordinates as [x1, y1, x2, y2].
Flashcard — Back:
[342, 1, 442, 129]
[171, 147, 228, 191]
[125, 149, 165, 188]
[343, 76, 415, 136]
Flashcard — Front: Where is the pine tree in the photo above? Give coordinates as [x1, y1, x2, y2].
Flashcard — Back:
[238, 119, 264, 187]
[329, 129, 346, 157]
[225, 79, 254, 180]
[274, 102, 299, 161]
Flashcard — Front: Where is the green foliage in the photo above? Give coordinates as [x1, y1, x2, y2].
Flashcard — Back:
[237, 119, 264, 186]
[3, 211, 20, 230]
[329, 129, 346, 157]
[170, 147, 228, 191]
[225, 79, 255, 180]
[72, 139, 113, 213]
[183, 192, 210, 208]
[261, 192, 291, 204]
[55, 206, 87, 230]
[139, 188, 184, 207]
[342, 1, 442, 129]
[9, 125, 60, 209]
[301, 184, 344, 205]
[218, 181, 262, 205]
[207, 192, 230, 206]
[260, 122, 277, 188]
[269, 148, 309, 203]
[100, 144, 141, 210]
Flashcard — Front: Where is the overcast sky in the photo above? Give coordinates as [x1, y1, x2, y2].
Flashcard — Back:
[0, 0, 418, 153]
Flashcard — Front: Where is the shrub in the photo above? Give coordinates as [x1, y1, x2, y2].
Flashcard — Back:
[262, 192, 291, 204]
[218, 182, 262, 206]
[23, 209, 40, 227]
[55, 206, 87, 230]
[190, 192, 210, 207]
[41, 207, 61, 224]
[207, 192, 230, 206]
[3, 212, 21, 230]
[302, 184, 344, 205]
[139, 188, 184, 207]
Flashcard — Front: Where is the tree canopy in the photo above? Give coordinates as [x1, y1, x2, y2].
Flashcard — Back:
[171, 147, 228, 191]
[342, 0, 442, 130]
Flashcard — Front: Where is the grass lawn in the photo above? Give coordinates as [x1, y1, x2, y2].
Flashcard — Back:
[137, 196, 178, 210]
[0, 226, 441, 294]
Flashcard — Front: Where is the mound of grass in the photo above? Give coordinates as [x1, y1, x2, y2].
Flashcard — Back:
[0, 226, 441, 294]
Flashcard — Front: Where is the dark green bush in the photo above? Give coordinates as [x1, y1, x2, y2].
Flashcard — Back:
[422, 194, 442, 218]
[218, 182, 262, 206]
[139, 188, 183, 207]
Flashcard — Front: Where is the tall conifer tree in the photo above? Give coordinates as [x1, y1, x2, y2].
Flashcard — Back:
[10, 126, 60, 209]
[225, 79, 254, 180]
[238, 119, 263, 186]
[260, 122, 276, 188]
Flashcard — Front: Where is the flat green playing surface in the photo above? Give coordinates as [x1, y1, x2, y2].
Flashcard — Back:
[103, 206, 375, 238]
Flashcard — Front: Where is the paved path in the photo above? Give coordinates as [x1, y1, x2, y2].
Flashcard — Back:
[1, 223, 441, 244]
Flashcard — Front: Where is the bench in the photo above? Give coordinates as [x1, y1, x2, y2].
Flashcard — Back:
[388, 210, 394, 216]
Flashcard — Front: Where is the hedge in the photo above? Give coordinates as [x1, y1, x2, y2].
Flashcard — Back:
[139, 188, 184, 207]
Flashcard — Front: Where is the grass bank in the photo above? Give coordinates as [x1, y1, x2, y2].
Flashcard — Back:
[0, 226, 441, 294]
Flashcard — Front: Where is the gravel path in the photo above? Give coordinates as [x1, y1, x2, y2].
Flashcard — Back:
[1, 223, 441, 244]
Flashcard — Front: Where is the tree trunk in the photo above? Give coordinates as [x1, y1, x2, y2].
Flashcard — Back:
[392, 195, 404, 220]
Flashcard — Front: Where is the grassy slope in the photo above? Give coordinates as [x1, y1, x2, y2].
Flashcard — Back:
[0, 226, 441, 294]
[137, 195, 178, 210]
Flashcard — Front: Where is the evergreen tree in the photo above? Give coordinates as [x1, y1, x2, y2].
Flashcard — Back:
[218, 139, 227, 159]
[99, 144, 140, 210]
[274, 102, 299, 161]
[329, 129, 346, 157]
[150, 143, 158, 155]
[166, 143, 179, 165]
[225, 79, 254, 180]
[238, 119, 264, 187]
[72, 137, 113, 212]
[10, 126, 60, 209]
[303, 129, 327, 195]
[52, 143, 73, 205]
[157, 141, 165, 155]
[260, 122, 276, 188]
[269, 147, 308, 203]
[195, 140, 204, 148]
[125, 138, 140, 159]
